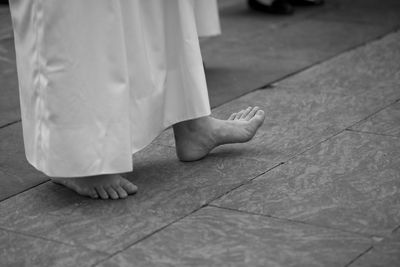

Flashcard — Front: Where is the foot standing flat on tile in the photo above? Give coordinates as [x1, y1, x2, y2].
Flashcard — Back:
[52, 174, 137, 200]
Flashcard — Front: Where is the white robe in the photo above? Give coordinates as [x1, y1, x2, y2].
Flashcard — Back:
[194, 0, 221, 38]
[9, 0, 211, 177]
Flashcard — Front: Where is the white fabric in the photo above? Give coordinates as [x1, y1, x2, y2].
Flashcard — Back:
[9, 0, 211, 177]
[194, 0, 221, 37]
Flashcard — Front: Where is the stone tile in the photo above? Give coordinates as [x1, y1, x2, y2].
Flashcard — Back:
[0, 37, 20, 127]
[204, 57, 306, 108]
[351, 229, 400, 267]
[0, 228, 107, 267]
[315, 0, 400, 28]
[0, 143, 268, 253]
[276, 31, 400, 98]
[0, 168, 41, 201]
[202, 14, 388, 107]
[213, 132, 400, 237]
[350, 101, 400, 137]
[100, 207, 371, 267]
[0, 123, 48, 201]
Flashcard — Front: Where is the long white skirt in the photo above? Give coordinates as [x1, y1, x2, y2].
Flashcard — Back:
[194, 0, 221, 37]
[10, 0, 211, 177]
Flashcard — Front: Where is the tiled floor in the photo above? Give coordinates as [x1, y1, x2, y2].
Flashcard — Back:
[99, 207, 372, 267]
[1, 1, 400, 266]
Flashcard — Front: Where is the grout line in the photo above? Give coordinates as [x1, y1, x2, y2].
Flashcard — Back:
[0, 179, 49, 203]
[281, 128, 346, 164]
[0, 225, 108, 255]
[392, 225, 400, 234]
[345, 129, 400, 138]
[345, 246, 374, 267]
[208, 205, 377, 239]
[92, 163, 285, 266]
[278, 97, 400, 164]
[91, 204, 209, 267]
[207, 162, 284, 204]
[345, 99, 400, 131]
[0, 119, 21, 130]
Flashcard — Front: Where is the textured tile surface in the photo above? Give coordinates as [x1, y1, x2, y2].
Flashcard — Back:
[276, 31, 400, 98]
[0, 229, 107, 267]
[350, 101, 400, 137]
[0, 168, 36, 201]
[213, 132, 400, 237]
[352, 229, 400, 267]
[0, 123, 48, 201]
[0, 143, 267, 253]
[100, 207, 371, 267]
[0, 37, 19, 127]
[203, 17, 387, 107]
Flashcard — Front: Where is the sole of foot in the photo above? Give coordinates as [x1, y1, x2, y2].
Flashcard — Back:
[52, 174, 137, 200]
[173, 106, 265, 162]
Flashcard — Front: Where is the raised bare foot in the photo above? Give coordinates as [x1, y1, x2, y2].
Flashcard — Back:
[52, 174, 137, 200]
[173, 106, 265, 161]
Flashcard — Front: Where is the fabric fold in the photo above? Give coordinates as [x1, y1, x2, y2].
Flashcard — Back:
[10, 0, 211, 177]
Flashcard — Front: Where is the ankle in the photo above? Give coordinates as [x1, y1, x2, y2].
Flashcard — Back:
[173, 117, 214, 144]
[173, 116, 210, 132]
[173, 116, 218, 148]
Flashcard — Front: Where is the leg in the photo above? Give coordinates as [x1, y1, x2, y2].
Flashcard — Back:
[52, 174, 137, 200]
[173, 106, 265, 161]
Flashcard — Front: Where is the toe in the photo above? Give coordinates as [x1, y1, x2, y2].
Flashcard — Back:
[234, 110, 245, 120]
[245, 106, 260, 120]
[96, 186, 109, 199]
[252, 110, 266, 126]
[114, 185, 128, 199]
[105, 186, 119, 200]
[240, 107, 252, 119]
[228, 113, 236, 120]
[89, 189, 99, 199]
[255, 109, 265, 119]
[75, 187, 91, 197]
[120, 180, 138, 195]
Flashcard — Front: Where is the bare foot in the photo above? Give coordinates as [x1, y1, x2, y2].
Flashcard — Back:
[173, 106, 265, 161]
[52, 174, 137, 200]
